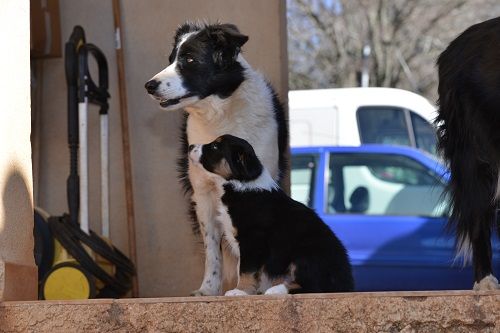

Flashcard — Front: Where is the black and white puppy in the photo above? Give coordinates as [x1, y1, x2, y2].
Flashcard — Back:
[189, 135, 354, 295]
[145, 22, 288, 296]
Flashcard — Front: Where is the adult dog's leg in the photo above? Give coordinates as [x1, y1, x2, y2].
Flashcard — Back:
[450, 153, 499, 291]
[472, 176, 499, 291]
[472, 224, 499, 290]
[190, 192, 223, 296]
[455, 165, 499, 290]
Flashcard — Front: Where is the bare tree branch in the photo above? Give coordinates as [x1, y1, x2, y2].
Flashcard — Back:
[288, 0, 500, 100]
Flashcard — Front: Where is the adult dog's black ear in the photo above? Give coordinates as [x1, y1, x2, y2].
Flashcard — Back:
[229, 147, 262, 181]
[210, 24, 249, 68]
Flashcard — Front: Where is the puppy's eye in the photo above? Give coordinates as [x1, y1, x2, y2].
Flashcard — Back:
[212, 143, 218, 150]
[186, 57, 194, 63]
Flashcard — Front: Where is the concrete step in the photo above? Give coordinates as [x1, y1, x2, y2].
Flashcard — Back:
[1, 291, 499, 332]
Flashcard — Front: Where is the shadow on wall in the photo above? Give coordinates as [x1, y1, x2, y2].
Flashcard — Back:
[0, 168, 34, 264]
[0, 167, 36, 301]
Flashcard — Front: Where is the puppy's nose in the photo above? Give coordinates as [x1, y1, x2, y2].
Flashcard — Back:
[145, 80, 160, 94]
[188, 144, 195, 152]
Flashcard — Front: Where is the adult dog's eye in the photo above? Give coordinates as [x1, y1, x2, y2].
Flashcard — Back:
[212, 143, 218, 150]
[186, 57, 195, 63]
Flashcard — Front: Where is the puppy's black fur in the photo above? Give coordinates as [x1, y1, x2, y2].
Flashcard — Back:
[196, 135, 354, 293]
[436, 17, 500, 287]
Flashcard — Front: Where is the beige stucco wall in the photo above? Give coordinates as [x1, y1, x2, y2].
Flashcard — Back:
[34, 0, 287, 297]
[0, 0, 36, 301]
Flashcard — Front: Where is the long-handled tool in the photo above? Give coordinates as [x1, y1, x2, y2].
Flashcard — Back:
[112, 0, 139, 297]
[39, 26, 135, 300]
[77, 31, 110, 236]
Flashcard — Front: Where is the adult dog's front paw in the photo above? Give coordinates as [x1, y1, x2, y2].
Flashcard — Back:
[224, 289, 248, 296]
[473, 274, 500, 291]
[190, 288, 218, 296]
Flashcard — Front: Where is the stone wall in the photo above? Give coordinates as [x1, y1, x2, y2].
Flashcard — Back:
[1, 291, 499, 332]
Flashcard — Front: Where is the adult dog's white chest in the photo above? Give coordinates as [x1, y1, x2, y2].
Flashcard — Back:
[185, 76, 280, 186]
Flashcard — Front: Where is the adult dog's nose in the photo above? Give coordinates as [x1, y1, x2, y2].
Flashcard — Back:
[188, 144, 195, 152]
[145, 80, 160, 94]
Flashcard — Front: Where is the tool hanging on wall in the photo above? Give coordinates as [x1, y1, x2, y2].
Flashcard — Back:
[112, 0, 139, 297]
[39, 26, 135, 300]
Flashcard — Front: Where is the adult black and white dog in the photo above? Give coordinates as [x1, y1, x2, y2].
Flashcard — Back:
[145, 22, 288, 296]
[436, 17, 500, 290]
[189, 135, 353, 294]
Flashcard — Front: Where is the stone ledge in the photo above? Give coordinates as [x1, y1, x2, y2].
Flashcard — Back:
[1, 291, 499, 332]
[0, 261, 37, 302]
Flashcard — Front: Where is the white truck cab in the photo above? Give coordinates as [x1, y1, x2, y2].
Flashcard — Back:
[288, 88, 438, 155]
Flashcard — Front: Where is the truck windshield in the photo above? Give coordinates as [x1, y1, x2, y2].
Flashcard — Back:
[357, 107, 437, 156]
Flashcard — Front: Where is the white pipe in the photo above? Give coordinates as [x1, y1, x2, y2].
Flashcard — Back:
[78, 99, 89, 234]
[100, 113, 110, 238]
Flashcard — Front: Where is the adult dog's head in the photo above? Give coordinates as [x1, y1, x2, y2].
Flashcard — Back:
[145, 22, 249, 111]
[189, 135, 263, 182]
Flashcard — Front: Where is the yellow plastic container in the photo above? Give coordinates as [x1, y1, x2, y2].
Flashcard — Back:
[42, 261, 95, 300]
[41, 238, 114, 300]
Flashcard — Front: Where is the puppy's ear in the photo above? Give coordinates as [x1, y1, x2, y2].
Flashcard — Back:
[229, 148, 262, 181]
[210, 24, 249, 68]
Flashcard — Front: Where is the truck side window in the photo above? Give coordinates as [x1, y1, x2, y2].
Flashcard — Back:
[357, 107, 410, 147]
[290, 153, 318, 208]
[411, 112, 437, 155]
[327, 153, 448, 217]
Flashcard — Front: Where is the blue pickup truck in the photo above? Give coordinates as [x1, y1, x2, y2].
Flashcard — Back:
[291, 145, 500, 291]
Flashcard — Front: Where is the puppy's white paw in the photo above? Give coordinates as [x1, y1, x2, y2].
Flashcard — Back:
[473, 274, 500, 291]
[264, 284, 289, 295]
[224, 289, 248, 296]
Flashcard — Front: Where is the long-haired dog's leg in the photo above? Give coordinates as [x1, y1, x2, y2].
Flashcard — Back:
[437, 115, 500, 290]
[472, 225, 498, 290]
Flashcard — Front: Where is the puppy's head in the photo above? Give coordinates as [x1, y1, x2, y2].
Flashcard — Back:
[189, 135, 262, 181]
[145, 22, 249, 111]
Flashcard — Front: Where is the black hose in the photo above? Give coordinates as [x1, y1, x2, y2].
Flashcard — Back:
[48, 214, 135, 298]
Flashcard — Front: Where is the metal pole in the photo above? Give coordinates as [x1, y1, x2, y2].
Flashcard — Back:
[78, 97, 89, 234]
[100, 113, 110, 238]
